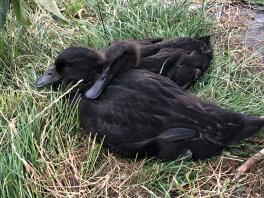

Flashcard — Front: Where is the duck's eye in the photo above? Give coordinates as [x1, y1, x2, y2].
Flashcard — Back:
[65, 61, 71, 67]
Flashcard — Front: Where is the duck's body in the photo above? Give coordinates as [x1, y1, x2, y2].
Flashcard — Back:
[36, 41, 263, 160]
[80, 69, 264, 160]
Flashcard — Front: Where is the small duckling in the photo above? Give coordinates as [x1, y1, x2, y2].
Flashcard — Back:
[36, 41, 263, 160]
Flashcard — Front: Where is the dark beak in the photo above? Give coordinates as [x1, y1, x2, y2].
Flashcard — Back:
[85, 66, 111, 99]
[35, 66, 62, 88]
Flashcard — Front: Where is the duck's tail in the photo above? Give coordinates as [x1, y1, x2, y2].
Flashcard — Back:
[196, 35, 211, 45]
[229, 115, 264, 144]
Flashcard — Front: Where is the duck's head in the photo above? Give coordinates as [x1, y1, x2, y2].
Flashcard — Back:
[36, 41, 140, 99]
[35, 47, 106, 88]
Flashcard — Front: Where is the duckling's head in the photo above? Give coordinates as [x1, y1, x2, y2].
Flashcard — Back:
[35, 47, 106, 88]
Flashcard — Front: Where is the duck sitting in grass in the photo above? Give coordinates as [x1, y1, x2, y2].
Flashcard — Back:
[35, 41, 263, 161]
[38, 36, 213, 91]
[104, 36, 213, 89]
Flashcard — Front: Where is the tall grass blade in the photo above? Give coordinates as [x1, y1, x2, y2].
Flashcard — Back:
[12, 0, 31, 26]
[0, 0, 9, 29]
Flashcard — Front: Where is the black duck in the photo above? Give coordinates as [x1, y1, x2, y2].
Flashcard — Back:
[35, 41, 263, 160]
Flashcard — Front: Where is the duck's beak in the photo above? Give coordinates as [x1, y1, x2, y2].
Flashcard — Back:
[35, 66, 62, 88]
[85, 66, 111, 99]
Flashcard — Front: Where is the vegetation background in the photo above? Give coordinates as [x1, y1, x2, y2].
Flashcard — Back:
[0, 0, 263, 197]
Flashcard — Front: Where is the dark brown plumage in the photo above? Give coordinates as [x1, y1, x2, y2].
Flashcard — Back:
[104, 36, 213, 88]
[35, 41, 264, 160]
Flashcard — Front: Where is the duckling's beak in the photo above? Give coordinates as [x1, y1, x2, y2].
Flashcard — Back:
[35, 66, 62, 88]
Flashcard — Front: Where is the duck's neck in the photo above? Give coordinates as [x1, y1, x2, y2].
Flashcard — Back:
[85, 41, 140, 99]
[106, 41, 140, 75]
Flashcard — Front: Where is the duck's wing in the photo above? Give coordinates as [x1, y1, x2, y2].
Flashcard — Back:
[119, 128, 197, 159]
[162, 50, 215, 88]
[157, 36, 213, 69]
[138, 37, 213, 88]
[138, 49, 209, 88]
[137, 48, 184, 74]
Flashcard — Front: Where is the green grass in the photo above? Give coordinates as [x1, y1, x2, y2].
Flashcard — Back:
[1, 0, 264, 197]
[252, 0, 264, 5]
